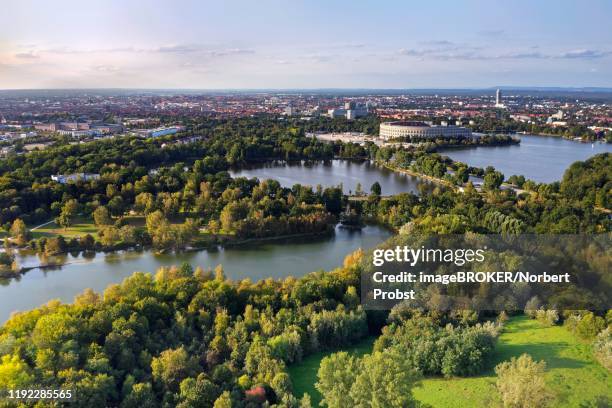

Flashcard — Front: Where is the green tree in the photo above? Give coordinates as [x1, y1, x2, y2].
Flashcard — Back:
[484, 170, 504, 190]
[151, 347, 199, 392]
[58, 199, 79, 229]
[213, 391, 233, 408]
[9, 218, 30, 246]
[0, 354, 34, 388]
[350, 350, 420, 407]
[370, 181, 382, 196]
[93, 206, 112, 226]
[316, 352, 360, 408]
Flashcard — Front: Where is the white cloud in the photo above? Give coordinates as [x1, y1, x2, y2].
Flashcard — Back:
[14, 51, 39, 59]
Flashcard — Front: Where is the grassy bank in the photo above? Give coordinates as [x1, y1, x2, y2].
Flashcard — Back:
[288, 316, 611, 407]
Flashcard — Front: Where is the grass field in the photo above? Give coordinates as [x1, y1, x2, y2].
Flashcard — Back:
[288, 316, 611, 407]
[30, 216, 99, 239]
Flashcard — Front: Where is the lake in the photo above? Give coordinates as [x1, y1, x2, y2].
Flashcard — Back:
[0, 224, 391, 322]
[231, 160, 430, 195]
[439, 134, 611, 183]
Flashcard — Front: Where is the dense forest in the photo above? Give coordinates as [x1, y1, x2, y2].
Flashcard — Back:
[0, 117, 610, 406]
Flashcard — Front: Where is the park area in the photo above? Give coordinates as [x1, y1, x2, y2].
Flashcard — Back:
[288, 315, 611, 407]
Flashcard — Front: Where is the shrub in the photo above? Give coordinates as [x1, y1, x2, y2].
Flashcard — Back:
[563, 313, 582, 334]
[535, 308, 558, 327]
[495, 354, 553, 407]
[575, 313, 606, 340]
[374, 318, 498, 377]
[524, 296, 541, 319]
[592, 327, 611, 370]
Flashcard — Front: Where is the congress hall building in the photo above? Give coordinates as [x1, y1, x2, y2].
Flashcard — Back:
[379, 121, 472, 140]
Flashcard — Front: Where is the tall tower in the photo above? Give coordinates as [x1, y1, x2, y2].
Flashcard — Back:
[495, 89, 502, 106]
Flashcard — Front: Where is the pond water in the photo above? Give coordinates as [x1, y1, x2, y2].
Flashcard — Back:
[231, 159, 430, 195]
[0, 224, 391, 322]
[438, 134, 611, 183]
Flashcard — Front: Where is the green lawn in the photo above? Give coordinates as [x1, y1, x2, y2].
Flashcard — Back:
[288, 316, 611, 407]
[30, 217, 99, 239]
[29, 216, 147, 240]
[288, 337, 375, 406]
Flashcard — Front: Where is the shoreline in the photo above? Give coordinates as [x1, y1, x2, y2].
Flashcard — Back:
[0, 224, 373, 281]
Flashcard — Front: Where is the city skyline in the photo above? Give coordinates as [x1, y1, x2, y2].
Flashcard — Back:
[1, 0, 611, 89]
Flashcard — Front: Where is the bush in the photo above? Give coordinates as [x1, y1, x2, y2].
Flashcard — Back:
[575, 313, 606, 340]
[592, 327, 611, 370]
[373, 318, 499, 377]
[535, 309, 558, 327]
[495, 354, 553, 407]
[524, 296, 541, 319]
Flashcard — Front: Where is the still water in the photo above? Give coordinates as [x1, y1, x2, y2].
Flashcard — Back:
[0, 225, 390, 322]
[231, 159, 428, 195]
[439, 134, 611, 183]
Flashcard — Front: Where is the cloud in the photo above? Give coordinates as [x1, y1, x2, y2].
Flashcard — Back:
[206, 48, 254, 57]
[497, 51, 547, 59]
[301, 54, 335, 63]
[37, 44, 254, 57]
[420, 40, 455, 46]
[558, 49, 610, 59]
[398, 45, 611, 61]
[154, 44, 200, 54]
[398, 46, 481, 60]
[15, 51, 39, 59]
[91, 65, 119, 72]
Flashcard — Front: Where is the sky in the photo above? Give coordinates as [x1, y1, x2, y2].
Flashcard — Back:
[1, 0, 611, 89]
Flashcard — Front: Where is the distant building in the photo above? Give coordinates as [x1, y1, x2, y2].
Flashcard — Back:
[51, 173, 100, 184]
[285, 105, 295, 116]
[137, 126, 185, 138]
[35, 122, 122, 135]
[328, 102, 369, 120]
[34, 123, 58, 132]
[551, 110, 564, 120]
[379, 121, 472, 140]
[327, 108, 347, 118]
[57, 129, 100, 137]
[92, 123, 123, 134]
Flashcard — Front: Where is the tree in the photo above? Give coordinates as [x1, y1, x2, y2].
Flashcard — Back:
[93, 206, 113, 227]
[317, 349, 420, 408]
[9, 218, 30, 246]
[58, 199, 79, 229]
[0, 354, 33, 388]
[120, 383, 156, 408]
[45, 236, 67, 255]
[316, 352, 359, 408]
[350, 350, 420, 407]
[370, 181, 382, 196]
[178, 374, 219, 407]
[484, 170, 504, 190]
[151, 347, 199, 392]
[495, 354, 553, 408]
[213, 391, 233, 408]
